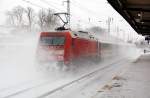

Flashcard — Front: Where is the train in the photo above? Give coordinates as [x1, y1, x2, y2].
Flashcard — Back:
[36, 30, 101, 66]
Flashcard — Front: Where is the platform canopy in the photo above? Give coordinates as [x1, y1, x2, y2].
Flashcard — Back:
[107, 0, 150, 35]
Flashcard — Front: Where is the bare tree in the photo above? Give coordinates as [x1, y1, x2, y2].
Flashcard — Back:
[38, 9, 46, 31]
[38, 9, 59, 31]
[5, 6, 59, 31]
[45, 9, 58, 30]
[12, 6, 25, 27]
[25, 7, 35, 30]
[5, 11, 15, 26]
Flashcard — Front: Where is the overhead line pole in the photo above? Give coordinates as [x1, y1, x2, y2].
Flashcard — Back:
[67, 0, 70, 28]
[64, 0, 71, 28]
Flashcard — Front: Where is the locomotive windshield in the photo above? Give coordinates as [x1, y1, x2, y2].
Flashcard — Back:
[40, 36, 65, 45]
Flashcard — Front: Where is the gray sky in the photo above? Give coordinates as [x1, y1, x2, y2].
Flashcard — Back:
[0, 0, 126, 23]
[0, 0, 118, 24]
[0, 0, 143, 40]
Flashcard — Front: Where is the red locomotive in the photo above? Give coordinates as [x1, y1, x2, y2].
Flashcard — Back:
[36, 30, 101, 65]
[36, 13, 101, 66]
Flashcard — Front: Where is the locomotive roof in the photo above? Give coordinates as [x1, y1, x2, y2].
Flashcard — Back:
[41, 30, 97, 41]
[71, 30, 97, 40]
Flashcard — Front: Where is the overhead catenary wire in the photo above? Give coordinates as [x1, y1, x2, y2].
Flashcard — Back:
[71, 0, 104, 20]
[71, 0, 97, 15]
[38, 0, 95, 26]
[22, 0, 47, 9]
[70, 0, 110, 29]
[39, 0, 65, 12]
[22, 0, 101, 29]
[71, 0, 115, 26]
[37, 0, 97, 27]
[22, 0, 62, 13]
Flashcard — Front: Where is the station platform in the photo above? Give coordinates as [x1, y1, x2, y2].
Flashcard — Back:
[95, 53, 150, 98]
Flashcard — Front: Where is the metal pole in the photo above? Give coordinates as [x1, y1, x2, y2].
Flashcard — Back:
[67, 0, 70, 28]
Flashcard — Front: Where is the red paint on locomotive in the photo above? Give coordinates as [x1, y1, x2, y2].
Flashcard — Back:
[36, 31, 101, 65]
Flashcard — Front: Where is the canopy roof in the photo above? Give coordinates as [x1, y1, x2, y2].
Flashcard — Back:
[108, 0, 150, 35]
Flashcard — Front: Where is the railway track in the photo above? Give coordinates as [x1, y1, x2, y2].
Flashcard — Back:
[0, 79, 55, 98]
[1, 58, 128, 98]
[37, 58, 128, 98]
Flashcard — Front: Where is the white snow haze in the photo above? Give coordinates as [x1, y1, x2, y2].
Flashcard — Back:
[0, 0, 143, 98]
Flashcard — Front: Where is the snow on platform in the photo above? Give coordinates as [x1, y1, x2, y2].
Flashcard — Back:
[94, 54, 150, 98]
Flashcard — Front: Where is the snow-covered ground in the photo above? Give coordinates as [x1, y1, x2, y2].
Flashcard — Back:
[0, 28, 141, 98]
[93, 53, 150, 98]
[39, 58, 132, 98]
[0, 32, 41, 88]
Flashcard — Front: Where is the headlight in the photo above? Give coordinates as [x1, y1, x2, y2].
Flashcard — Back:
[57, 55, 64, 60]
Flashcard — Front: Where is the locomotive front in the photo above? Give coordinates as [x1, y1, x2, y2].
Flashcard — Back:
[36, 32, 66, 63]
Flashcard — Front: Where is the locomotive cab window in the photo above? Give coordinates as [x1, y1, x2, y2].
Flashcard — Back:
[40, 36, 65, 45]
